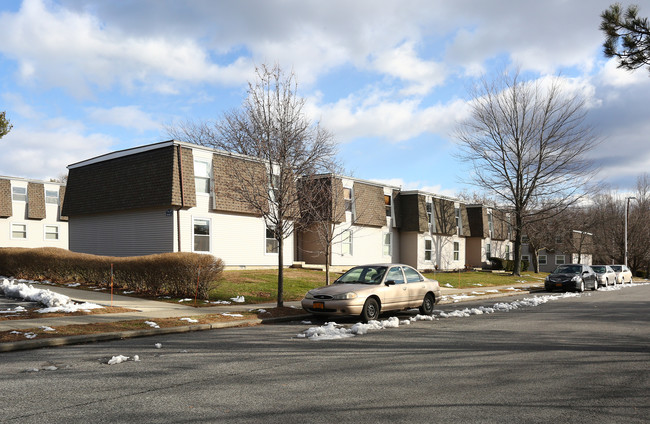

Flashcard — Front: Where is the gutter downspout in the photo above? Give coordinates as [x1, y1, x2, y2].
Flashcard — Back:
[177, 144, 185, 252]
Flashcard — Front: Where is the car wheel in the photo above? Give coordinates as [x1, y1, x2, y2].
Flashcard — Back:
[419, 293, 435, 315]
[592, 280, 598, 291]
[361, 298, 380, 322]
[578, 280, 585, 293]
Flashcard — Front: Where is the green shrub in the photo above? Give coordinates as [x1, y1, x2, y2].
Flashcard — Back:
[488, 257, 504, 270]
[635, 270, 646, 278]
[0, 247, 224, 298]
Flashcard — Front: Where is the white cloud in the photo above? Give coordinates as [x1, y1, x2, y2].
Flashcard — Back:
[86, 106, 160, 133]
[0, 0, 254, 97]
[0, 122, 114, 180]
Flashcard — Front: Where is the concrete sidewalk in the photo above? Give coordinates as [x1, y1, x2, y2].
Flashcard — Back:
[0, 280, 545, 352]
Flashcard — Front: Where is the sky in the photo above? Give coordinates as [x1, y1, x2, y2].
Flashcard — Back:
[0, 0, 648, 197]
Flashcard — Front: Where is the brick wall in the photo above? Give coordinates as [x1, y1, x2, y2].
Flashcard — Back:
[434, 198, 456, 235]
[466, 206, 485, 237]
[63, 145, 184, 216]
[27, 182, 46, 219]
[0, 178, 12, 217]
[58, 185, 68, 221]
[353, 182, 385, 227]
[171, 146, 197, 207]
[212, 154, 267, 216]
[397, 193, 429, 232]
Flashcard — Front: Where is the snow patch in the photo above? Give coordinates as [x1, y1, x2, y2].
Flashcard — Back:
[230, 296, 245, 303]
[144, 321, 160, 328]
[180, 317, 198, 323]
[0, 278, 103, 313]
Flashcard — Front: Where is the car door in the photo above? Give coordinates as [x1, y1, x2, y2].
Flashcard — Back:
[383, 266, 407, 310]
[403, 266, 427, 307]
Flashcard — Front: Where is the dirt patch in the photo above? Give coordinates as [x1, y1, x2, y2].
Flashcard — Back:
[0, 307, 308, 343]
[0, 305, 137, 321]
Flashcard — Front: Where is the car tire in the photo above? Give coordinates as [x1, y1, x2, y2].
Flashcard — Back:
[361, 298, 380, 322]
[419, 293, 435, 315]
[592, 280, 598, 291]
[578, 280, 585, 293]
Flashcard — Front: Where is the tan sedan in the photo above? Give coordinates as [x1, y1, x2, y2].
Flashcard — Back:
[610, 265, 633, 284]
[301, 264, 441, 322]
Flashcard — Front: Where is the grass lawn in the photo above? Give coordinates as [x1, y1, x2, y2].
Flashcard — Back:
[209, 268, 339, 303]
[209, 268, 549, 303]
[423, 270, 549, 289]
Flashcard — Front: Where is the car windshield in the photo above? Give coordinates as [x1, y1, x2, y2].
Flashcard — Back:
[591, 266, 606, 273]
[554, 265, 582, 274]
[610, 265, 622, 272]
[335, 266, 387, 284]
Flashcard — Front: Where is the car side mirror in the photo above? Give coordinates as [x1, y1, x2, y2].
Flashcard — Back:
[385, 280, 396, 286]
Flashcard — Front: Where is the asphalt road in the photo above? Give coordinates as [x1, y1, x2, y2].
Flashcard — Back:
[2, 285, 648, 423]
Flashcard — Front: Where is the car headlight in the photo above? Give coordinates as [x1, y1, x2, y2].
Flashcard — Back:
[332, 292, 357, 300]
[545, 276, 550, 282]
[571, 275, 581, 282]
[304, 291, 315, 299]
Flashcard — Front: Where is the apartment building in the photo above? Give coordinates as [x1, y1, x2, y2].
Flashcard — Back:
[465, 205, 513, 268]
[396, 191, 468, 271]
[0, 176, 68, 249]
[62, 140, 295, 267]
[521, 230, 593, 273]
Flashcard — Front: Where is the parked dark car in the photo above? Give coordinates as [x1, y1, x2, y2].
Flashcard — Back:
[544, 264, 598, 292]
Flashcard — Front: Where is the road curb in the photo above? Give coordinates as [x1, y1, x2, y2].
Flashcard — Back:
[1, 288, 544, 353]
[0, 315, 309, 353]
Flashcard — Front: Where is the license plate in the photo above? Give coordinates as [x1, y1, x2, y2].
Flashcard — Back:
[313, 302, 324, 310]
[556, 283, 563, 287]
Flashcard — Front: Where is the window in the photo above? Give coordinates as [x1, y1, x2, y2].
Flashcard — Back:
[343, 188, 352, 212]
[424, 239, 432, 261]
[44, 225, 59, 240]
[487, 211, 494, 237]
[12, 186, 27, 202]
[555, 255, 566, 265]
[522, 234, 530, 244]
[383, 232, 392, 256]
[522, 255, 530, 262]
[194, 160, 211, 194]
[193, 218, 210, 252]
[266, 226, 279, 254]
[486, 243, 491, 259]
[455, 206, 462, 235]
[384, 195, 392, 217]
[269, 174, 281, 201]
[404, 266, 423, 283]
[539, 255, 547, 265]
[426, 201, 435, 232]
[341, 230, 353, 255]
[45, 190, 59, 205]
[505, 245, 510, 260]
[453, 242, 460, 261]
[11, 224, 26, 239]
[386, 266, 404, 284]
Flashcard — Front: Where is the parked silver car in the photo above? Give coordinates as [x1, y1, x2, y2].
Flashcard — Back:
[590, 265, 617, 287]
[610, 265, 633, 284]
[301, 264, 441, 322]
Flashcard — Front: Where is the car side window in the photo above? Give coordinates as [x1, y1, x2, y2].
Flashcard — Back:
[403, 266, 423, 283]
[386, 267, 405, 284]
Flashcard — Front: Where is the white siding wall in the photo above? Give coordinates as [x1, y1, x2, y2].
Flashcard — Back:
[176, 193, 294, 267]
[412, 233, 465, 270]
[69, 208, 173, 256]
[1, 180, 68, 249]
[328, 223, 398, 266]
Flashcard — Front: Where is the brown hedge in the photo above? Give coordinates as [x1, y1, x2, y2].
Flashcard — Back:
[0, 247, 224, 298]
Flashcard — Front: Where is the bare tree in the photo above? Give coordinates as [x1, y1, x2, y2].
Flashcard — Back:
[300, 172, 364, 285]
[168, 64, 337, 307]
[455, 69, 598, 276]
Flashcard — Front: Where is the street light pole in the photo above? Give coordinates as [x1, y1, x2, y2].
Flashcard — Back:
[625, 196, 636, 268]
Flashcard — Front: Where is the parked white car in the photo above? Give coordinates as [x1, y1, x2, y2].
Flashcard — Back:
[610, 265, 633, 284]
[590, 265, 617, 287]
